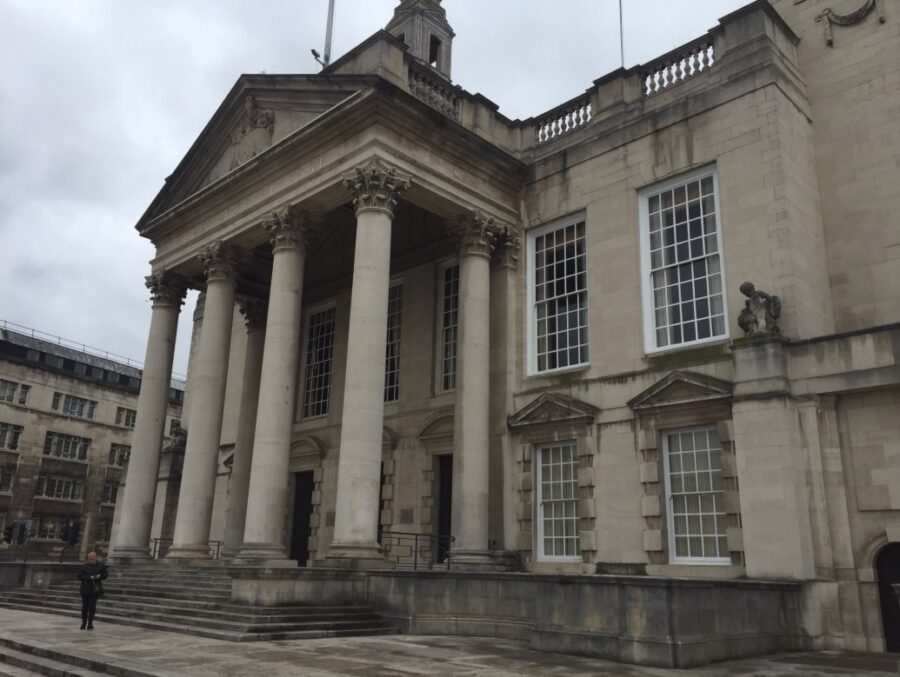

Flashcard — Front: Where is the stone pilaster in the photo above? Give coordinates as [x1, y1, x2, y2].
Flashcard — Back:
[168, 242, 239, 559]
[327, 160, 409, 565]
[221, 298, 267, 557]
[450, 211, 497, 567]
[110, 271, 187, 561]
[237, 207, 313, 562]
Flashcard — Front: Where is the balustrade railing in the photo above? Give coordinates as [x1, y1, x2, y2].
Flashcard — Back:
[535, 95, 592, 144]
[643, 39, 716, 96]
[408, 63, 460, 120]
[380, 530, 454, 571]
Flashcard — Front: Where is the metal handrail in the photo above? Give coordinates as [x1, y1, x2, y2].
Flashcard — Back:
[380, 530, 454, 571]
[150, 538, 224, 560]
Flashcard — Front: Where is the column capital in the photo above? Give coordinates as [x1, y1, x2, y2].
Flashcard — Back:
[493, 225, 521, 269]
[197, 242, 240, 284]
[451, 211, 498, 259]
[342, 160, 410, 218]
[145, 271, 188, 307]
[266, 205, 315, 253]
[238, 297, 268, 332]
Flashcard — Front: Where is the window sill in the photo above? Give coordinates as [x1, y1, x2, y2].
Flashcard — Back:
[41, 457, 89, 465]
[643, 336, 730, 359]
[527, 559, 592, 575]
[34, 496, 83, 504]
[526, 364, 590, 381]
[646, 563, 743, 579]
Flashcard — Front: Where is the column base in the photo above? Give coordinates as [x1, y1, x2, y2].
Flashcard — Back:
[450, 549, 513, 572]
[232, 542, 292, 566]
[165, 544, 211, 560]
[318, 542, 389, 570]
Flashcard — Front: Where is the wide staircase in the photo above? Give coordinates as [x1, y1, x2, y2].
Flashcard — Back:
[0, 564, 396, 642]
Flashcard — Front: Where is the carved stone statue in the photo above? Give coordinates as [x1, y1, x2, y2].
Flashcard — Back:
[738, 282, 781, 336]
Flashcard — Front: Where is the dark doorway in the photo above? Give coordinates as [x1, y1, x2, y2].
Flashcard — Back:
[876, 543, 900, 652]
[290, 471, 315, 566]
[435, 454, 452, 562]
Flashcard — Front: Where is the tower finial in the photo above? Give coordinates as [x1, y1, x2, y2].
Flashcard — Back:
[385, 0, 455, 80]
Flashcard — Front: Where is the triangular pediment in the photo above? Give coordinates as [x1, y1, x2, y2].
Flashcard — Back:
[508, 393, 599, 431]
[137, 75, 366, 230]
[628, 371, 732, 411]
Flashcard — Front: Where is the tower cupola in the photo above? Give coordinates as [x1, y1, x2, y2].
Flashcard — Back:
[386, 0, 455, 80]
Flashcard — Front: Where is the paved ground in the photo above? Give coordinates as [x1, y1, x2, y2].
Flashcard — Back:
[0, 608, 897, 676]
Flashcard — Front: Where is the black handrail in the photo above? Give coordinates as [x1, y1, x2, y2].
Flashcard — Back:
[150, 538, 224, 560]
[380, 531, 454, 571]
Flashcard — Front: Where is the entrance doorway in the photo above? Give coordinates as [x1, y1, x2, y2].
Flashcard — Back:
[290, 471, 315, 566]
[876, 543, 900, 652]
[435, 454, 452, 563]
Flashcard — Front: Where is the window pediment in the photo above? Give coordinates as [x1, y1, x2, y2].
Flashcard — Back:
[508, 393, 599, 431]
[628, 370, 732, 412]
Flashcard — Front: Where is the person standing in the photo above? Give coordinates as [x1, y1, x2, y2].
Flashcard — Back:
[76, 551, 108, 630]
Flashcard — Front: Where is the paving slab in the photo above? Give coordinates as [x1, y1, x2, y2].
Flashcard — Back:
[0, 608, 896, 676]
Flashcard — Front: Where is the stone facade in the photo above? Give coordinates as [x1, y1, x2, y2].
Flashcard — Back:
[115, 0, 900, 659]
[0, 322, 183, 559]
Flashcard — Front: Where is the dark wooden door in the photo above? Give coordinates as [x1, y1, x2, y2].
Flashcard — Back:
[877, 543, 900, 652]
[290, 471, 315, 566]
[436, 454, 452, 562]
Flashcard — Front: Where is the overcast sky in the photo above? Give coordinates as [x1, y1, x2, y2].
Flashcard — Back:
[0, 0, 749, 377]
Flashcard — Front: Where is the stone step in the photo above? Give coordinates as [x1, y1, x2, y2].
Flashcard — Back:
[0, 645, 108, 677]
[0, 635, 162, 677]
[0, 603, 397, 643]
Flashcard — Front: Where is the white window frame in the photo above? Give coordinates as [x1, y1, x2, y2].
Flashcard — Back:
[661, 425, 730, 565]
[108, 443, 130, 468]
[638, 166, 729, 355]
[300, 303, 337, 420]
[0, 423, 22, 451]
[0, 379, 18, 403]
[436, 259, 459, 394]
[534, 441, 581, 561]
[526, 213, 590, 376]
[116, 407, 137, 429]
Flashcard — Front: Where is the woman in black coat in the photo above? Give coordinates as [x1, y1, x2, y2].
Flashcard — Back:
[76, 551, 108, 630]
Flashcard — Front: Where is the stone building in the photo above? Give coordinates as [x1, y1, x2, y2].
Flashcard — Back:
[113, 0, 900, 660]
[0, 321, 184, 559]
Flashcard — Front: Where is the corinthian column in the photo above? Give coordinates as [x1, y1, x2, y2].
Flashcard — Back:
[221, 299, 267, 557]
[450, 211, 496, 566]
[110, 272, 186, 561]
[168, 242, 239, 559]
[327, 160, 409, 564]
[237, 208, 312, 561]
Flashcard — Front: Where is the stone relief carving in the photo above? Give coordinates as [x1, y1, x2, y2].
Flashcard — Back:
[342, 160, 411, 217]
[815, 0, 885, 46]
[145, 272, 188, 307]
[231, 95, 275, 144]
[737, 281, 782, 336]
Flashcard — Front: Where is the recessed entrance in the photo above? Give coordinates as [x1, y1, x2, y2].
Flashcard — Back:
[435, 454, 452, 563]
[290, 471, 315, 566]
[876, 542, 900, 652]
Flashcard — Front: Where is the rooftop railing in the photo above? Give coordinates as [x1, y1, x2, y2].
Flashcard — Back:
[641, 37, 716, 97]
[534, 93, 593, 144]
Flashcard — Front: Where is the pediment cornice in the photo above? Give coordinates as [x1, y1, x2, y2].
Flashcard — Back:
[508, 393, 599, 431]
[627, 370, 733, 412]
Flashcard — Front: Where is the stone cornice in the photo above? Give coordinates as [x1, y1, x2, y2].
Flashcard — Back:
[342, 160, 411, 218]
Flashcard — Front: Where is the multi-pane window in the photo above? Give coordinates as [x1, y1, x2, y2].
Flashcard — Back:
[108, 444, 130, 468]
[536, 442, 580, 559]
[34, 515, 68, 540]
[641, 170, 727, 351]
[18, 385, 30, 405]
[95, 519, 112, 543]
[115, 407, 137, 429]
[0, 467, 14, 492]
[384, 285, 404, 403]
[302, 308, 336, 418]
[35, 475, 84, 501]
[531, 218, 589, 373]
[439, 263, 459, 392]
[0, 423, 22, 451]
[52, 392, 96, 420]
[0, 379, 18, 403]
[102, 481, 119, 504]
[663, 426, 729, 563]
[43, 432, 90, 461]
[169, 418, 181, 435]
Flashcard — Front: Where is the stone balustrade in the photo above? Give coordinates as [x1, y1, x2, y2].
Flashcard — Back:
[642, 37, 716, 96]
[534, 94, 593, 144]
[408, 62, 460, 119]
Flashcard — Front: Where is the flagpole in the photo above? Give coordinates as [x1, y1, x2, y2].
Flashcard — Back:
[619, 0, 625, 69]
[324, 0, 336, 66]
